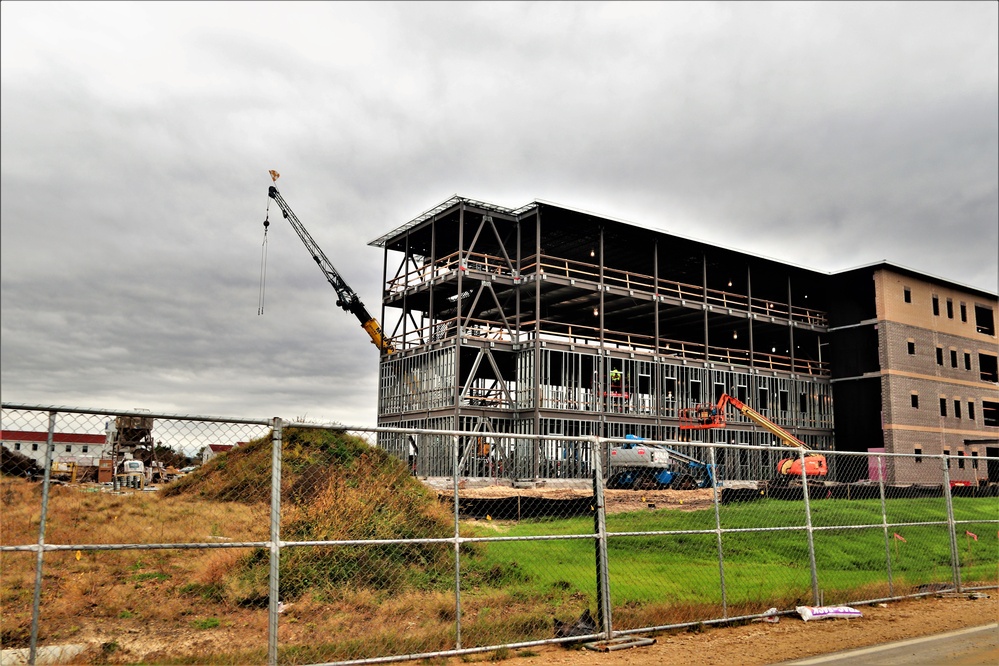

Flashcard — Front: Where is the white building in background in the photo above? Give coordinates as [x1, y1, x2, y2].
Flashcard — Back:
[1, 430, 111, 468]
[202, 443, 235, 464]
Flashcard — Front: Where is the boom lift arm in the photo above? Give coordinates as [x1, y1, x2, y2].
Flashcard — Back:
[267, 185, 394, 354]
[680, 393, 827, 478]
[680, 393, 808, 449]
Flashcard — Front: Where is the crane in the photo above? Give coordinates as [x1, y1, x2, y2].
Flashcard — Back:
[264, 177, 394, 354]
[679, 393, 827, 479]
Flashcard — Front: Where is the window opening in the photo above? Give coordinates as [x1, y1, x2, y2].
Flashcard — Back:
[965, 352, 972, 370]
[939, 397, 947, 417]
[983, 400, 999, 427]
[664, 377, 677, 405]
[960, 303, 967, 322]
[690, 380, 702, 403]
[907, 341, 915, 355]
[932, 296, 940, 316]
[65, 445, 72, 453]
[14, 443, 20, 451]
[936, 347, 943, 366]
[914, 447, 922, 463]
[968, 401, 975, 421]
[32, 443, 38, 451]
[979, 353, 998, 383]
[976, 305, 996, 335]
[954, 400, 961, 419]
[950, 349, 958, 368]
[903, 287, 911, 303]
[910, 394, 919, 408]
[638, 373, 651, 394]
[946, 299, 954, 319]
[758, 387, 769, 410]
[944, 449, 951, 468]
[972, 451, 979, 469]
[958, 451, 965, 469]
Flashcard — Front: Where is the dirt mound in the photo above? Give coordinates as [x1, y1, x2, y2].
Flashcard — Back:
[164, 427, 457, 601]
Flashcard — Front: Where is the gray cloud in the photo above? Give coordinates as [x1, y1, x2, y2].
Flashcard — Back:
[2, 2, 996, 426]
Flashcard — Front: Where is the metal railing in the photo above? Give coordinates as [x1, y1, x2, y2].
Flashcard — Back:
[1, 403, 996, 665]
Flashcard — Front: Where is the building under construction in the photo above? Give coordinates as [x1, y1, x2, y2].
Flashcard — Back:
[369, 197, 998, 485]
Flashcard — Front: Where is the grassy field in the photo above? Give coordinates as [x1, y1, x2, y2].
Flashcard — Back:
[470, 497, 999, 627]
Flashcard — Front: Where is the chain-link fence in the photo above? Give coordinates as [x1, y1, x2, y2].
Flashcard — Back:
[2, 403, 997, 665]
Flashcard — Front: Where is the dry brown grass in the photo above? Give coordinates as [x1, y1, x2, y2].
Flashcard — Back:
[0, 429, 478, 662]
[0, 476, 272, 650]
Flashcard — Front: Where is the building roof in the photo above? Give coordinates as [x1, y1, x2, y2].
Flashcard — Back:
[834, 260, 997, 300]
[371, 196, 997, 299]
[368, 195, 538, 248]
[1, 430, 106, 444]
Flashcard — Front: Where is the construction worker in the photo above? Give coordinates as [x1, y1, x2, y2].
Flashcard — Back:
[610, 368, 622, 387]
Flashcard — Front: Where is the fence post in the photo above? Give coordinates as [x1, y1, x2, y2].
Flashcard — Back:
[877, 461, 895, 597]
[28, 410, 57, 666]
[940, 455, 962, 592]
[798, 448, 820, 604]
[709, 447, 727, 618]
[267, 418, 283, 666]
[592, 436, 613, 639]
[453, 434, 463, 650]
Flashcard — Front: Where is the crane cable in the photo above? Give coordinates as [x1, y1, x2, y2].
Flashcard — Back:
[258, 200, 270, 315]
[258, 170, 281, 315]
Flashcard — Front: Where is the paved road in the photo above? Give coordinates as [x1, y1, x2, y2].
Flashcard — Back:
[777, 623, 999, 666]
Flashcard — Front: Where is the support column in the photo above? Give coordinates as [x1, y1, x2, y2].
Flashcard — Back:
[455, 206, 465, 475]
[429, 218, 437, 341]
[788, 275, 795, 376]
[653, 239, 661, 430]
[598, 227, 606, 436]
[747, 264, 755, 370]
[533, 207, 543, 479]
[703, 254, 710, 361]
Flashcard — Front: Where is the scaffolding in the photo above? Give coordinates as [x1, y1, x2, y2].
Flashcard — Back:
[371, 197, 834, 481]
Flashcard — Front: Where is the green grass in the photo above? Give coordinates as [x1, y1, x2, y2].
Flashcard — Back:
[468, 497, 999, 618]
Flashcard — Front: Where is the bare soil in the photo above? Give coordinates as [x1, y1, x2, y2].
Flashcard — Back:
[442, 485, 716, 514]
[489, 594, 998, 666]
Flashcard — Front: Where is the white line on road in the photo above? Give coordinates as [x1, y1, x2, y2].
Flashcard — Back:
[779, 623, 999, 665]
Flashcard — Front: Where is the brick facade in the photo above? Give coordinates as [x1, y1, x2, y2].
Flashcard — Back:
[872, 269, 998, 483]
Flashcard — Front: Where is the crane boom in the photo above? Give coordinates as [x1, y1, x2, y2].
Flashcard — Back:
[267, 185, 394, 354]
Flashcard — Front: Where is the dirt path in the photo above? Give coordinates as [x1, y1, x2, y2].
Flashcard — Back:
[442, 485, 716, 514]
[479, 594, 997, 666]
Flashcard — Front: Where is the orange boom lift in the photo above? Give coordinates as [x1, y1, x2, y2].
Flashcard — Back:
[679, 393, 827, 479]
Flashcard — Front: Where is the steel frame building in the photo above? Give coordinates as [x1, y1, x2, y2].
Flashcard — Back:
[369, 197, 837, 482]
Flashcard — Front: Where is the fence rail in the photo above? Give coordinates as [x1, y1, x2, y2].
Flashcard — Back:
[1, 403, 996, 665]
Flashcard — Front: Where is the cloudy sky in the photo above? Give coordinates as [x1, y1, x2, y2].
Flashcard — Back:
[2, 2, 996, 427]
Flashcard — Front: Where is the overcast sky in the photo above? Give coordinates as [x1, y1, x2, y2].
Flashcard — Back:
[2, 2, 997, 428]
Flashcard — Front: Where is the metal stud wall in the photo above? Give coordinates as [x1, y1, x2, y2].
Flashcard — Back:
[371, 197, 835, 481]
